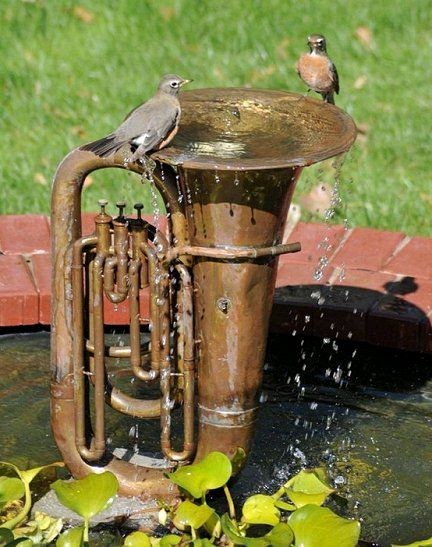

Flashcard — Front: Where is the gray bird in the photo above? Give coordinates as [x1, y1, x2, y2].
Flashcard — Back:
[296, 34, 339, 104]
[80, 74, 191, 162]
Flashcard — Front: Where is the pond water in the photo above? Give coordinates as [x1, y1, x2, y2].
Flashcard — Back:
[0, 331, 431, 545]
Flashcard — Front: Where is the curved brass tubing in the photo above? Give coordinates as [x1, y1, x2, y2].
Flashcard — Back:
[51, 146, 187, 499]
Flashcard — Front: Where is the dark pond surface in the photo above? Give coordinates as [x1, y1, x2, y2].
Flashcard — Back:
[0, 330, 431, 545]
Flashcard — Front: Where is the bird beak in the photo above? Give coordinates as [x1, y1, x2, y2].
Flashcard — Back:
[180, 79, 193, 86]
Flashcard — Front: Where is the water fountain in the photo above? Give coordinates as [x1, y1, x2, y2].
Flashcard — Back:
[51, 87, 356, 502]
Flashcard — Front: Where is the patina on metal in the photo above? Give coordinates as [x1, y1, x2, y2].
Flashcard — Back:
[51, 87, 356, 500]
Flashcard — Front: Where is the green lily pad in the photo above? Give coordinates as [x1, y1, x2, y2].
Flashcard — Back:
[123, 531, 151, 546]
[288, 504, 360, 547]
[51, 471, 119, 521]
[168, 452, 232, 498]
[284, 469, 335, 508]
[242, 494, 280, 526]
[0, 478, 25, 510]
[392, 538, 432, 547]
[172, 500, 214, 531]
[55, 525, 84, 547]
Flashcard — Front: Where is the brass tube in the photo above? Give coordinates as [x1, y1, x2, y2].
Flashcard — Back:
[168, 241, 301, 261]
[72, 235, 97, 461]
[161, 263, 195, 461]
[140, 241, 161, 372]
[129, 259, 159, 382]
[51, 147, 182, 499]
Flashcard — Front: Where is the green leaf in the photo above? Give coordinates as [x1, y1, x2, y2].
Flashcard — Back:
[284, 469, 335, 508]
[0, 528, 14, 544]
[13, 511, 63, 544]
[264, 522, 294, 547]
[231, 448, 247, 476]
[242, 494, 280, 526]
[392, 538, 432, 547]
[167, 452, 232, 498]
[172, 500, 214, 531]
[51, 471, 119, 521]
[55, 525, 85, 547]
[0, 478, 25, 510]
[204, 510, 221, 538]
[123, 530, 152, 547]
[222, 511, 292, 546]
[159, 535, 182, 546]
[288, 504, 360, 547]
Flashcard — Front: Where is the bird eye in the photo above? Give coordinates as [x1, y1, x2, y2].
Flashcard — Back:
[170, 81, 179, 88]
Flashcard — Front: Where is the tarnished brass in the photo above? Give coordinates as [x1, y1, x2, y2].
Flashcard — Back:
[51, 88, 356, 500]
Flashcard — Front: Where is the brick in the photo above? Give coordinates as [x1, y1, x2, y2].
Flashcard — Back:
[0, 215, 50, 254]
[29, 253, 51, 325]
[383, 236, 432, 279]
[103, 289, 150, 325]
[0, 254, 39, 326]
[330, 227, 405, 271]
[276, 260, 331, 288]
[330, 268, 397, 293]
[281, 221, 347, 265]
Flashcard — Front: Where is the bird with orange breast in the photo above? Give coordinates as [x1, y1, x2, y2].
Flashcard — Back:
[296, 34, 339, 105]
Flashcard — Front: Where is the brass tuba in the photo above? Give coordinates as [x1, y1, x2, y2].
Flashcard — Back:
[50, 88, 356, 500]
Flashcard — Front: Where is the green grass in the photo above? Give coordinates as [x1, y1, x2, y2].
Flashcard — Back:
[1, 0, 431, 235]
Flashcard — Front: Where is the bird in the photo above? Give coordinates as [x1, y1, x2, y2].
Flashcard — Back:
[80, 74, 192, 163]
[296, 34, 339, 104]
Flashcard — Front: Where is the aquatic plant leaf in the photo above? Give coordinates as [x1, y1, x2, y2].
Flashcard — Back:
[51, 471, 119, 521]
[0, 478, 25, 510]
[0, 462, 64, 530]
[242, 494, 280, 526]
[288, 504, 360, 547]
[13, 511, 63, 544]
[55, 525, 84, 547]
[284, 469, 334, 508]
[123, 530, 151, 546]
[204, 510, 221, 538]
[221, 514, 291, 546]
[172, 500, 214, 531]
[167, 452, 232, 498]
[159, 535, 182, 546]
[265, 522, 294, 546]
[0, 528, 14, 544]
[230, 448, 247, 475]
[392, 538, 432, 547]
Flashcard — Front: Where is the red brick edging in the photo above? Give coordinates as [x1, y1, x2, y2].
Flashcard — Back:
[0, 214, 431, 353]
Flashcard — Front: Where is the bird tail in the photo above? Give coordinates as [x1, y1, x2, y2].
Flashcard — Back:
[80, 135, 125, 157]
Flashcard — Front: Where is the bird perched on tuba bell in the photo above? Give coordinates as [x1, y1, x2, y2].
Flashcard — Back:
[296, 34, 339, 104]
[80, 74, 192, 163]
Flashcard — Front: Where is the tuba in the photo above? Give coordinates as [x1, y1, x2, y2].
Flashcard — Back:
[50, 88, 356, 499]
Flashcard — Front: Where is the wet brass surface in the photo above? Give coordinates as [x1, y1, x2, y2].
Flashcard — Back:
[51, 87, 356, 500]
[153, 87, 357, 170]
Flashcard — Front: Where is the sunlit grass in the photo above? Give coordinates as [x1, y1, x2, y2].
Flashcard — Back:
[0, 0, 431, 234]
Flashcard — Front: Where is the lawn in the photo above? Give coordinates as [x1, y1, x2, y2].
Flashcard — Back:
[1, 0, 431, 235]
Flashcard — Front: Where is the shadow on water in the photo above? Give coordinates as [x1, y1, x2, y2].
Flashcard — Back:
[1, 330, 432, 545]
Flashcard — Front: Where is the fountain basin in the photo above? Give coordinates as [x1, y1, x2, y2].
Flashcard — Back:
[153, 87, 356, 170]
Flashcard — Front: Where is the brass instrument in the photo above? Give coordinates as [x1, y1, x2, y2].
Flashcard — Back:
[50, 88, 356, 500]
